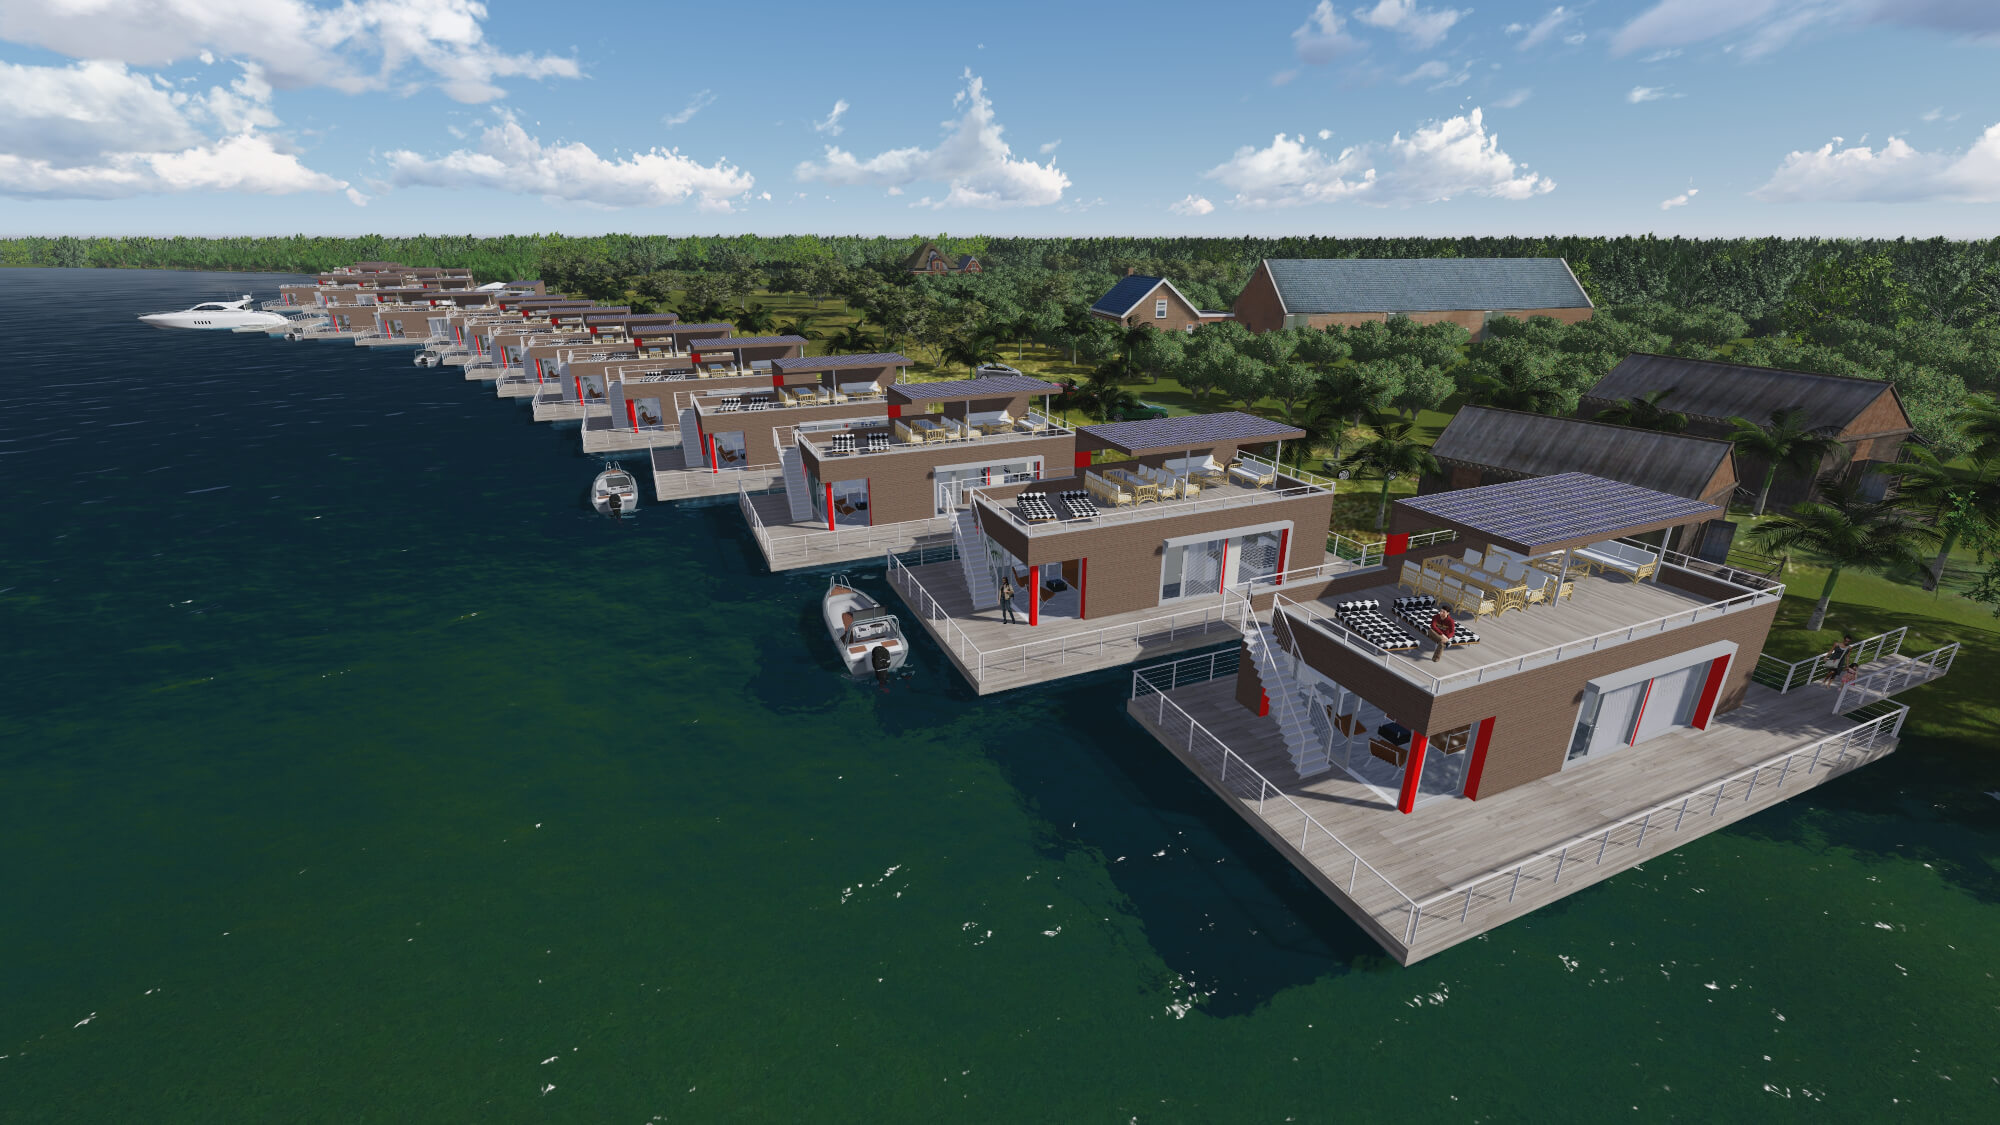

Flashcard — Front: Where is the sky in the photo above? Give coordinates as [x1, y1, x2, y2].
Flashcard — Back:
[3, 0, 1999, 237]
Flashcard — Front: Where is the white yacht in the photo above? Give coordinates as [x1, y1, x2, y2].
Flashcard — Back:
[138, 296, 290, 331]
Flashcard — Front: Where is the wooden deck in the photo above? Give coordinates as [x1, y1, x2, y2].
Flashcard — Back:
[742, 491, 955, 572]
[649, 446, 781, 502]
[1128, 676, 1901, 964]
[1291, 569, 1768, 692]
[582, 413, 682, 454]
[890, 560, 1251, 694]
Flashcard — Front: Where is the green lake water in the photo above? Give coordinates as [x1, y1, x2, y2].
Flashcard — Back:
[1, 269, 1995, 1122]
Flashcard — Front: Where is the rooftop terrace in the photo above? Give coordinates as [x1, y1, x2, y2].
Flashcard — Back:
[972, 453, 1333, 537]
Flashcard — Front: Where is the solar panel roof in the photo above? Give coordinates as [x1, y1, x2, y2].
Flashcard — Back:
[686, 335, 808, 348]
[769, 353, 914, 371]
[637, 323, 734, 335]
[889, 374, 1062, 402]
[1395, 472, 1719, 552]
[1078, 411, 1305, 454]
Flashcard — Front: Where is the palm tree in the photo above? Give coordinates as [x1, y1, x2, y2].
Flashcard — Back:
[777, 313, 821, 341]
[1754, 472, 1941, 631]
[1468, 365, 1569, 414]
[944, 333, 1002, 375]
[1881, 447, 2000, 591]
[1343, 422, 1440, 531]
[1312, 371, 1388, 465]
[1727, 406, 1846, 517]
[829, 325, 874, 355]
[1594, 388, 1689, 433]
[735, 303, 777, 335]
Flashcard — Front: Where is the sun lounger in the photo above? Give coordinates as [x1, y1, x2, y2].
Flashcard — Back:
[1056, 491, 1096, 520]
[1391, 595, 1481, 647]
[1017, 490, 1058, 522]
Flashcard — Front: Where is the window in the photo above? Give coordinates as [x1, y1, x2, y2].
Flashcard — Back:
[1155, 298, 1168, 319]
[1183, 324, 1196, 335]
[1161, 539, 1225, 601]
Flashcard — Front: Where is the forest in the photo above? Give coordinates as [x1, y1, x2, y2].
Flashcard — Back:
[7, 231, 1998, 456]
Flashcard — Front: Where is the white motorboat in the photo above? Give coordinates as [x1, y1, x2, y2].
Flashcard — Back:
[138, 296, 290, 331]
[591, 462, 638, 515]
[824, 573, 907, 678]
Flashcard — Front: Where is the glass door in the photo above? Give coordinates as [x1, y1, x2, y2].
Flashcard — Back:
[1162, 538, 1225, 600]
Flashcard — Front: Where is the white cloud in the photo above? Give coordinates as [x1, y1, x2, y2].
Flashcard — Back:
[1399, 59, 1451, 82]
[1563, 31, 1587, 44]
[1628, 85, 1674, 103]
[0, 58, 353, 201]
[1493, 87, 1532, 108]
[1510, 6, 1580, 49]
[385, 111, 754, 211]
[1170, 193, 1216, 216]
[1318, 128, 1334, 139]
[1755, 124, 2000, 203]
[1292, 1, 1363, 63]
[794, 71, 1068, 209]
[1659, 187, 1699, 209]
[1611, 0, 2000, 59]
[1352, 0, 1468, 48]
[1271, 68, 1302, 86]
[0, 0, 578, 103]
[1058, 195, 1106, 214]
[1040, 139, 1062, 154]
[0, 131, 349, 199]
[663, 90, 715, 128]
[1640, 47, 1683, 61]
[1203, 107, 1554, 208]
[814, 99, 849, 136]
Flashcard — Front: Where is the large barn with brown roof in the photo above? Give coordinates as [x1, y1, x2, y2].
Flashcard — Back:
[1580, 354, 1913, 507]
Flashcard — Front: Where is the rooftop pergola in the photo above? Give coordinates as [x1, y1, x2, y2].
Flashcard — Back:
[1394, 472, 1719, 555]
[1077, 411, 1306, 464]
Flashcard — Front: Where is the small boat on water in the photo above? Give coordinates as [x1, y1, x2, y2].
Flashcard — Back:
[591, 462, 638, 515]
[138, 296, 289, 331]
[824, 573, 907, 678]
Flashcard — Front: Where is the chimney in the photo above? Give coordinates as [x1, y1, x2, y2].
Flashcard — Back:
[1124, 266, 1137, 277]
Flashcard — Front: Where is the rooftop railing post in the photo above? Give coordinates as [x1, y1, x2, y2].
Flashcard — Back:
[1552, 847, 1568, 885]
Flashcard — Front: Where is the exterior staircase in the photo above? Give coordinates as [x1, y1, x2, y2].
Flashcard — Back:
[779, 444, 814, 522]
[677, 407, 704, 470]
[953, 509, 1000, 610]
[1243, 612, 1331, 778]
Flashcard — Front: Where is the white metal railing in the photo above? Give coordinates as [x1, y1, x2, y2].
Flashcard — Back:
[1617, 539, 1784, 593]
[1129, 658, 1424, 938]
[1754, 626, 1905, 694]
[972, 475, 1332, 538]
[1132, 646, 1242, 695]
[1276, 559, 1785, 695]
[1399, 702, 1907, 948]
[1833, 642, 1958, 712]
[887, 551, 1239, 683]
[1326, 527, 1457, 569]
[796, 412, 1070, 458]
[740, 481, 956, 567]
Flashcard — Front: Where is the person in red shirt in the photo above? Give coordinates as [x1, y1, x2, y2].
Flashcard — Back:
[1427, 607, 1457, 662]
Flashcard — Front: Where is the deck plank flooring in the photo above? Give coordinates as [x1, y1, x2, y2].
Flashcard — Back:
[1128, 676, 1898, 962]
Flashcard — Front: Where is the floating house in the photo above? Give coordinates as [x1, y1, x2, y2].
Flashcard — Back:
[1125, 472, 1956, 963]
[738, 375, 1074, 571]
[656, 354, 912, 502]
[888, 411, 1342, 694]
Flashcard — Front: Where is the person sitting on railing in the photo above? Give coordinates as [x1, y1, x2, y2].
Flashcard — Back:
[1427, 607, 1458, 663]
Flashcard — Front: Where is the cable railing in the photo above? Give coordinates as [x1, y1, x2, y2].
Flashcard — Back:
[1130, 646, 1910, 952]
[1399, 702, 1907, 948]
[1833, 642, 1958, 712]
[1754, 626, 1905, 693]
[971, 475, 1328, 538]
[1129, 657, 1424, 940]
[740, 481, 956, 567]
[886, 551, 1239, 685]
[1326, 527, 1457, 569]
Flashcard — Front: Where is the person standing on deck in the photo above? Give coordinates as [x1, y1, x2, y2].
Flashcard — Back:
[1822, 634, 1856, 685]
[1427, 606, 1458, 663]
[999, 577, 1017, 624]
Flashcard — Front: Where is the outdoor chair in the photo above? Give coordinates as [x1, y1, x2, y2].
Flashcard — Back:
[1084, 472, 1134, 507]
[1397, 560, 1424, 593]
[1228, 461, 1276, 489]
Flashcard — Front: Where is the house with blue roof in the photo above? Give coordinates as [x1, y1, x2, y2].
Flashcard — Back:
[1088, 270, 1236, 334]
[1232, 257, 1593, 339]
